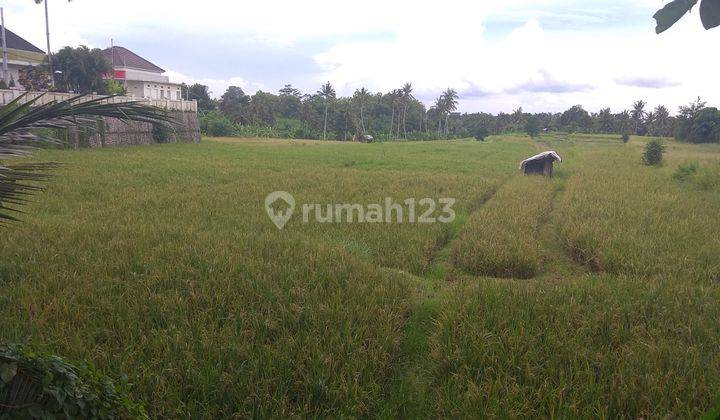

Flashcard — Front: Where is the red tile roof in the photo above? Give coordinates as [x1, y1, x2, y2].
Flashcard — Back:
[101, 46, 165, 73]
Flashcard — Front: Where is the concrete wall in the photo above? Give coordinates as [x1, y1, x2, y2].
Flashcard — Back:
[66, 110, 201, 148]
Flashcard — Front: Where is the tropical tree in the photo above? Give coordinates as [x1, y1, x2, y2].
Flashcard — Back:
[524, 115, 541, 138]
[0, 94, 171, 224]
[652, 105, 671, 137]
[560, 105, 591, 132]
[353, 87, 370, 134]
[182, 84, 216, 111]
[317, 82, 336, 140]
[631, 100, 647, 135]
[401, 83, 413, 139]
[654, 0, 720, 33]
[278, 84, 302, 119]
[597, 107, 614, 133]
[440, 88, 459, 137]
[220, 86, 250, 124]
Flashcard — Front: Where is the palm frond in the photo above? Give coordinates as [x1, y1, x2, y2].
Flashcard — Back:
[0, 93, 174, 225]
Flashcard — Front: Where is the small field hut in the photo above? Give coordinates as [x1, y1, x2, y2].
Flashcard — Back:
[520, 151, 562, 176]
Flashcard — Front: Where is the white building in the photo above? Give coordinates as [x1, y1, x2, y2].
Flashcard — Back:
[102, 46, 182, 100]
[0, 26, 46, 88]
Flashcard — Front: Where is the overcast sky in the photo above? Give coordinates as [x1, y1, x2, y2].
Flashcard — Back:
[4, 0, 719, 114]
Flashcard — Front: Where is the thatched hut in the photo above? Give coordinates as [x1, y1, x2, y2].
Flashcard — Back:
[520, 151, 562, 176]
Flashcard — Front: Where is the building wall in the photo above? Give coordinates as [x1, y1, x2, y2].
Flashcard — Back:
[142, 82, 182, 100]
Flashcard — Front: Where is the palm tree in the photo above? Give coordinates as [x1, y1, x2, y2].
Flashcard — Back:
[631, 100, 647, 135]
[653, 105, 671, 136]
[317, 82, 335, 140]
[0, 93, 171, 224]
[401, 83, 413, 140]
[353, 87, 370, 134]
[432, 97, 444, 136]
[387, 90, 400, 140]
[441, 88, 459, 137]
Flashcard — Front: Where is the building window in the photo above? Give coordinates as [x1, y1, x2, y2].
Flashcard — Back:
[176, 91, 181, 100]
[160, 90, 165, 99]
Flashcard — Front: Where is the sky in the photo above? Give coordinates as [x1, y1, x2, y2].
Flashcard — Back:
[3, 0, 719, 114]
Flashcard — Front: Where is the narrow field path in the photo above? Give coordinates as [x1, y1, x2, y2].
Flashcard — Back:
[425, 185, 503, 281]
[535, 179, 589, 279]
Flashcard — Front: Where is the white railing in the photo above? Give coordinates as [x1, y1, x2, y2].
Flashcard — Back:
[0, 89, 197, 112]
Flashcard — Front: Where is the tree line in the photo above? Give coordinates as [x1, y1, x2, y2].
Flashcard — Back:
[192, 80, 720, 144]
[187, 82, 462, 141]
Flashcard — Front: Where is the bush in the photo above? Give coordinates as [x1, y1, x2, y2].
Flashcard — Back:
[622, 133, 630, 143]
[673, 162, 720, 191]
[672, 162, 699, 182]
[199, 110, 237, 137]
[474, 127, 490, 141]
[0, 344, 146, 419]
[643, 140, 665, 166]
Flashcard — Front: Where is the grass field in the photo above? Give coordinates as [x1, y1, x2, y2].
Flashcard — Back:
[1, 134, 720, 417]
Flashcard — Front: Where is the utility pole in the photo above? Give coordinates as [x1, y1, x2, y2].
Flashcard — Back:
[1, 8, 9, 86]
[43, 0, 55, 88]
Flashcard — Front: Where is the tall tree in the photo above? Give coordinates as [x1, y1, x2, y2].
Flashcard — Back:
[597, 107, 614, 133]
[317, 82, 336, 140]
[652, 105, 671, 137]
[53, 46, 111, 94]
[353, 87, 370, 134]
[441, 88, 459, 137]
[401, 83, 413, 140]
[220, 86, 250, 123]
[183, 84, 216, 111]
[278, 84, 302, 118]
[631, 100, 647, 135]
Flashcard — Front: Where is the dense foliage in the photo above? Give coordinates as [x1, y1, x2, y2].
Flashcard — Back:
[0, 344, 146, 419]
[53, 46, 112, 94]
[194, 81, 711, 144]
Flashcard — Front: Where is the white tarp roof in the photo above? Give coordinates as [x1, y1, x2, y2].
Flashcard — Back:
[519, 151, 562, 170]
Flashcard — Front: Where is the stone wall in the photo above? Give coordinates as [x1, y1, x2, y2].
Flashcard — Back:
[68, 111, 200, 148]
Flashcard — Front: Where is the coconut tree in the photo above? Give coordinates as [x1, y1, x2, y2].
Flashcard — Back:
[317, 82, 336, 141]
[353, 87, 370, 134]
[387, 90, 400, 140]
[401, 83, 413, 140]
[631, 100, 647, 135]
[432, 96, 444, 136]
[653, 105, 671, 136]
[0, 93, 172, 224]
[441, 88, 459, 137]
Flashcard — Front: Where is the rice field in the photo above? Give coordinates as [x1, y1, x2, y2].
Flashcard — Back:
[1, 134, 719, 418]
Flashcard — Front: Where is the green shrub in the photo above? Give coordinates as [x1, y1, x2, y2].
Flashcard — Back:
[199, 110, 237, 137]
[474, 127, 490, 141]
[674, 162, 720, 191]
[643, 140, 665, 166]
[622, 133, 630, 143]
[673, 162, 699, 182]
[0, 344, 146, 419]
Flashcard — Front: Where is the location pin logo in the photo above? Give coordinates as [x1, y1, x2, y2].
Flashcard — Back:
[265, 191, 295, 230]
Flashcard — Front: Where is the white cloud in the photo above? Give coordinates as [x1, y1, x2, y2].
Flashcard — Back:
[2, 0, 719, 113]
